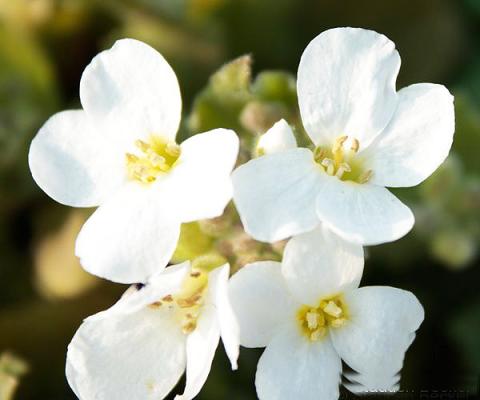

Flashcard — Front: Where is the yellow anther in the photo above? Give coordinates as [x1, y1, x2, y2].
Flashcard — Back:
[330, 318, 347, 328]
[332, 135, 348, 153]
[313, 136, 372, 184]
[313, 147, 326, 163]
[335, 162, 351, 179]
[149, 153, 166, 164]
[297, 295, 348, 341]
[310, 327, 326, 341]
[135, 139, 150, 152]
[323, 301, 343, 318]
[177, 294, 202, 308]
[165, 143, 181, 157]
[306, 311, 319, 330]
[126, 135, 181, 184]
[150, 267, 208, 336]
[350, 138, 360, 153]
[358, 169, 373, 184]
[182, 321, 197, 334]
[332, 135, 348, 165]
[126, 153, 139, 162]
[148, 301, 162, 309]
[321, 158, 335, 176]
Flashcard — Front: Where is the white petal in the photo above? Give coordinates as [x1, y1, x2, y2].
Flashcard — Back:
[75, 184, 181, 284]
[29, 110, 124, 207]
[176, 304, 220, 400]
[66, 307, 186, 400]
[80, 38, 181, 140]
[232, 148, 323, 242]
[208, 264, 240, 370]
[330, 286, 424, 392]
[160, 129, 239, 222]
[255, 326, 342, 400]
[364, 83, 455, 188]
[282, 225, 364, 305]
[257, 119, 297, 155]
[315, 176, 414, 245]
[297, 27, 400, 147]
[88, 262, 191, 322]
[229, 261, 298, 348]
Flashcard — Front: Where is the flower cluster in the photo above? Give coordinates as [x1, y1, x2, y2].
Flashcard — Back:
[28, 27, 454, 399]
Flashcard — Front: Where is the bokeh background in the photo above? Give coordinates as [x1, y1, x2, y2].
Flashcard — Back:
[0, 0, 479, 398]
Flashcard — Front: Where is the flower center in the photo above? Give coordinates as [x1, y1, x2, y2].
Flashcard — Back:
[297, 294, 348, 342]
[149, 268, 208, 334]
[126, 135, 181, 184]
[314, 135, 373, 184]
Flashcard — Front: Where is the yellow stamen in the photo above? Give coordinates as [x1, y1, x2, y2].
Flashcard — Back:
[350, 138, 360, 153]
[150, 267, 210, 335]
[313, 147, 326, 163]
[358, 169, 374, 184]
[310, 327, 326, 341]
[306, 311, 319, 330]
[313, 135, 372, 184]
[126, 153, 139, 163]
[330, 318, 347, 328]
[297, 295, 348, 342]
[321, 158, 335, 176]
[135, 139, 150, 152]
[126, 135, 181, 184]
[335, 162, 351, 179]
[332, 135, 348, 165]
[323, 300, 343, 318]
[165, 143, 181, 157]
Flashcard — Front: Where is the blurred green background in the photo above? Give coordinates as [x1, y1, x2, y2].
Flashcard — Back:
[0, 0, 479, 398]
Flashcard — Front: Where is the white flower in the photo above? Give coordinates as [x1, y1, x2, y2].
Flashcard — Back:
[256, 119, 297, 156]
[232, 27, 454, 245]
[66, 262, 239, 400]
[229, 225, 424, 400]
[29, 39, 239, 283]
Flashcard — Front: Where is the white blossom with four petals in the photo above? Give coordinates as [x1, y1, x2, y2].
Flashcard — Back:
[229, 225, 424, 400]
[66, 262, 239, 400]
[29, 39, 239, 284]
[233, 27, 455, 245]
[28, 29, 437, 400]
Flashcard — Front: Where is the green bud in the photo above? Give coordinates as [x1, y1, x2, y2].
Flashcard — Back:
[172, 222, 215, 263]
[188, 55, 253, 133]
[192, 253, 228, 273]
[210, 55, 252, 94]
[251, 70, 297, 107]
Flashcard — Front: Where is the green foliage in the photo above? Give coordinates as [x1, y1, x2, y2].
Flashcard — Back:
[449, 297, 480, 372]
[0, 25, 59, 207]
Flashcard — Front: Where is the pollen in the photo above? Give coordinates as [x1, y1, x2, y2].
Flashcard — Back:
[297, 294, 348, 342]
[150, 267, 209, 334]
[126, 135, 181, 184]
[314, 135, 373, 184]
